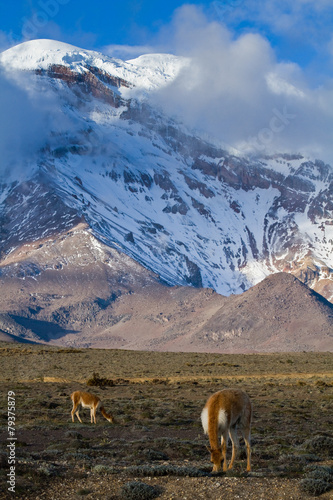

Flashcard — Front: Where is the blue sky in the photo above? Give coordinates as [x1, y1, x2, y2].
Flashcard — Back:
[1, 0, 332, 83]
[1, 1, 333, 161]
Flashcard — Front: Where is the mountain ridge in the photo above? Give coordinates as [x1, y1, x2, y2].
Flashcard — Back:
[0, 39, 332, 351]
[0, 222, 332, 351]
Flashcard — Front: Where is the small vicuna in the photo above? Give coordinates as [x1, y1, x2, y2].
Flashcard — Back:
[201, 389, 252, 472]
[70, 391, 114, 424]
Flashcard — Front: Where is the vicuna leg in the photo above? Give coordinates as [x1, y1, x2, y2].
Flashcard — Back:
[91, 407, 97, 424]
[71, 403, 76, 422]
[241, 426, 251, 472]
[75, 410, 82, 423]
[228, 426, 239, 470]
[72, 403, 82, 424]
[221, 431, 228, 472]
[71, 401, 82, 423]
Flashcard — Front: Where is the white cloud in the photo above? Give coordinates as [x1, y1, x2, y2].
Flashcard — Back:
[1, 3, 332, 165]
[0, 71, 44, 176]
[265, 64, 306, 98]
[145, 4, 333, 163]
[0, 67, 75, 180]
[102, 44, 156, 61]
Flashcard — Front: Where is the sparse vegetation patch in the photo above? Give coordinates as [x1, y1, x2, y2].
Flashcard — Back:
[120, 481, 163, 500]
[126, 464, 209, 477]
[0, 345, 332, 499]
[300, 467, 333, 497]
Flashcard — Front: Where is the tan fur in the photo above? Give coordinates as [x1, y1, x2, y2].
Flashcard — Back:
[201, 389, 252, 472]
[70, 391, 114, 424]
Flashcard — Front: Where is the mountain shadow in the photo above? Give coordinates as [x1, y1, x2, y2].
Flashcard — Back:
[9, 315, 78, 342]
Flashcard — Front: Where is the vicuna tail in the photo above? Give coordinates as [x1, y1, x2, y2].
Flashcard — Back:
[100, 406, 113, 423]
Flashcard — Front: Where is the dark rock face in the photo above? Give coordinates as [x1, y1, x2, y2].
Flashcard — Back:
[36, 64, 129, 107]
[0, 178, 81, 258]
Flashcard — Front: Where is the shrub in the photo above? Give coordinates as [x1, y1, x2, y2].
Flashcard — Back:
[300, 466, 333, 496]
[37, 464, 59, 477]
[87, 372, 114, 387]
[120, 481, 162, 500]
[315, 380, 331, 387]
[92, 464, 119, 474]
[142, 449, 169, 461]
[65, 430, 82, 439]
[126, 464, 209, 477]
[304, 465, 333, 482]
[300, 478, 331, 496]
[86, 373, 130, 386]
[300, 435, 333, 457]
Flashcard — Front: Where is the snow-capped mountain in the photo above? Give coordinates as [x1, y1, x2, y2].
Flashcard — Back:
[0, 39, 332, 303]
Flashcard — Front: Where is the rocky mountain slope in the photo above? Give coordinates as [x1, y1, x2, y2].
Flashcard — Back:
[0, 223, 331, 352]
[0, 39, 332, 351]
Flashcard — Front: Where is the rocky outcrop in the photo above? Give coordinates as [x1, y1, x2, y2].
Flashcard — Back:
[36, 64, 128, 107]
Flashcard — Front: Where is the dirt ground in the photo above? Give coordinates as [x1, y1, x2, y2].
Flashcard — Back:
[0, 344, 332, 499]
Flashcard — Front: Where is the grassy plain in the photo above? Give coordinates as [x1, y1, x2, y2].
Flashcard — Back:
[0, 343, 332, 499]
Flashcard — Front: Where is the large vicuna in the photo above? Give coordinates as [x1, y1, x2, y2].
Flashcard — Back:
[70, 391, 114, 424]
[201, 389, 252, 472]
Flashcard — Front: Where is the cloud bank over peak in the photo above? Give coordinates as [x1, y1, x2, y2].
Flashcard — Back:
[144, 5, 333, 163]
[0, 66, 77, 181]
[0, 3, 332, 165]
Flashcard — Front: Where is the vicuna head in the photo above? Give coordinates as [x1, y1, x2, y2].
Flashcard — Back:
[208, 446, 223, 472]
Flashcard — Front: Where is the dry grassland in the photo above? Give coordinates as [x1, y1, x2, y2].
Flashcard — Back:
[0, 343, 332, 499]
